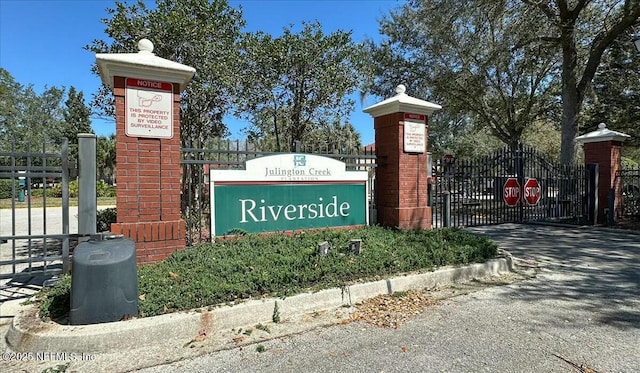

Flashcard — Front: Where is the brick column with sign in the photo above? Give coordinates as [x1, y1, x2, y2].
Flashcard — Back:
[96, 39, 195, 263]
[576, 123, 630, 224]
[364, 85, 441, 229]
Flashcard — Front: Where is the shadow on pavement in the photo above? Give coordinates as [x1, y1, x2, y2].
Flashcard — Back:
[467, 224, 640, 330]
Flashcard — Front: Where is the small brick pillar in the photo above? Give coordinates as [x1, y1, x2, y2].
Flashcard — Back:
[96, 39, 195, 263]
[576, 123, 630, 224]
[363, 85, 441, 229]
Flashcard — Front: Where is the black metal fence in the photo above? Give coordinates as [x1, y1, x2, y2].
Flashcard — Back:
[0, 139, 71, 282]
[181, 139, 376, 246]
[614, 168, 640, 220]
[431, 145, 593, 228]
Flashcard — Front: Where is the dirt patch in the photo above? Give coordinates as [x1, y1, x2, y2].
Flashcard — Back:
[348, 270, 537, 329]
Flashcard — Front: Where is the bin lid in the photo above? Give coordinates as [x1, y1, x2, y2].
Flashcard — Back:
[73, 237, 136, 265]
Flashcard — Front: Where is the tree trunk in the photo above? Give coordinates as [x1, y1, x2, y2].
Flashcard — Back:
[559, 17, 580, 166]
[560, 86, 580, 166]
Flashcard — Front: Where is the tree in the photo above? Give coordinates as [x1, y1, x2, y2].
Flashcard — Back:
[368, 0, 640, 165]
[581, 32, 640, 148]
[0, 68, 65, 151]
[521, 0, 640, 165]
[97, 134, 116, 184]
[235, 22, 364, 151]
[62, 86, 93, 163]
[304, 121, 362, 154]
[85, 0, 245, 147]
[366, 0, 560, 149]
[0, 68, 21, 143]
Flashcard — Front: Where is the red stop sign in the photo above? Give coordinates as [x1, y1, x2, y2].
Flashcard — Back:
[523, 178, 542, 205]
[503, 178, 520, 206]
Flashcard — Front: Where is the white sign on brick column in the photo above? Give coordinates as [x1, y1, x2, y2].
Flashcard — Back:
[125, 78, 173, 139]
[403, 113, 426, 153]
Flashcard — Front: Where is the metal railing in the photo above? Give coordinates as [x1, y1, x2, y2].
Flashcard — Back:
[0, 139, 70, 281]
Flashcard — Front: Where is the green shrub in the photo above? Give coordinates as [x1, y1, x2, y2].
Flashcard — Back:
[48, 180, 78, 198]
[37, 275, 71, 321]
[29, 187, 58, 198]
[96, 180, 116, 198]
[0, 179, 18, 199]
[38, 227, 498, 320]
[97, 208, 117, 232]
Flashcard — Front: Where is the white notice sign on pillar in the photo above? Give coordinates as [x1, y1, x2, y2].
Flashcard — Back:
[125, 78, 173, 139]
[403, 113, 426, 153]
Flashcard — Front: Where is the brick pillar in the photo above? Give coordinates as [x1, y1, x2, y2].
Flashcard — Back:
[583, 141, 623, 224]
[577, 123, 629, 224]
[364, 85, 441, 229]
[96, 39, 195, 263]
[109, 76, 185, 263]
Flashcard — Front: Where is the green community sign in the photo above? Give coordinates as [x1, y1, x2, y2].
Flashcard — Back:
[210, 154, 369, 236]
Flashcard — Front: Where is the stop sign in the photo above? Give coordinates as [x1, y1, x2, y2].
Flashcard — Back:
[503, 178, 520, 206]
[523, 178, 542, 205]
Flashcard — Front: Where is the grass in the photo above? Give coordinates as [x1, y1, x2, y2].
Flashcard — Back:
[36, 226, 498, 321]
[0, 197, 115, 209]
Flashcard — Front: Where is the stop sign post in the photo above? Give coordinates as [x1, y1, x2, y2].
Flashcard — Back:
[523, 178, 542, 206]
[503, 178, 520, 206]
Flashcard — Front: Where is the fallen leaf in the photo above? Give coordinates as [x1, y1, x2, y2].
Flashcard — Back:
[139, 294, 146, 301]
[347, 290, 438, 328]
[193, 329, 207, 342]
[401, 346, 408, 352]
[194, 335, 206, 342]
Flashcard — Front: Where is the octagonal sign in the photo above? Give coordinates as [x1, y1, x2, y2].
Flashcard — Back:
[503, 178, 520, 206]
[523, 178, 542, 206]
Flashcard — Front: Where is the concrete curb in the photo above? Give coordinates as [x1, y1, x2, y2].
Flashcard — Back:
[6, 258, 511, 355]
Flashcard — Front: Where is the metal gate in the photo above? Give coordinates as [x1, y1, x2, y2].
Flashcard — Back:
[431, 145, 594, 228]
[0, 139, 70, 283]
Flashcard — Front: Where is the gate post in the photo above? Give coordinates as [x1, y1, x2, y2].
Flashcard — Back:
[77, 133, 97, 238]
[363, 85, 441, 229]
[95, 39, 195, 263]
[576, 123, 629, 224]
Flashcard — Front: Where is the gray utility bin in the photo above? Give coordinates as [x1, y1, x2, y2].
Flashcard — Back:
[70, 237, 138, 325]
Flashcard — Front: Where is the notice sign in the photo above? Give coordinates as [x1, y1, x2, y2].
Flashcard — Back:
[403, 113, 426, 153]
[125, 78, 173, 139]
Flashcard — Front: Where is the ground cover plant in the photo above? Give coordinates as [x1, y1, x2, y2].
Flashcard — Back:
[37, 226, 497, 321]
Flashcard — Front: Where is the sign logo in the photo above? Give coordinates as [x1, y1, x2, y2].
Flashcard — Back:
[293, 155, 306, 167]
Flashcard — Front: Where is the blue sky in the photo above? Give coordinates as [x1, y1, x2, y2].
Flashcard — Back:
[0, 0, 403, 146]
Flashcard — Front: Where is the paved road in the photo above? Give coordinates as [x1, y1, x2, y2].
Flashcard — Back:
[135, 224, 640, 373]
[1, 205, 115, 237]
